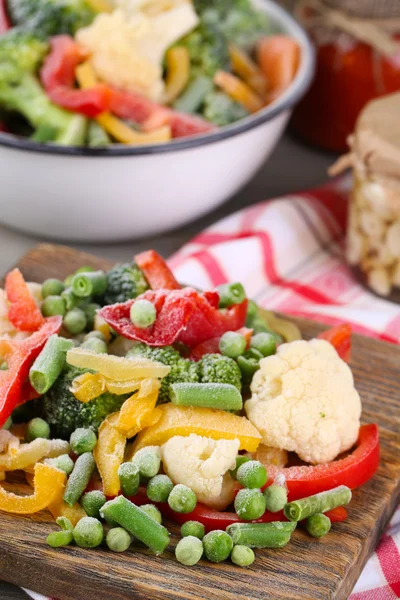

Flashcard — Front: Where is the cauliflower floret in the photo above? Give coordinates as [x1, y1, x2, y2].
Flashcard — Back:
[161, 434, 239, 510]
[245, 339, 361, 465]
[76, 1, 198, 100]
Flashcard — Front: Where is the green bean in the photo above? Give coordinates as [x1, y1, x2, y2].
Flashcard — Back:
[73, 517, 104, 548]
[250, 332, 276, 357]
[75, 266, 96, 275]
[217, 283, 246, 308]
[63, 452, 96, 507]
[87, 121, 110, 148]
[219, 332, 247, 359]
[140, 504, 162, 524]
[130, 300, 157, 329]
[263, 484, 287, 513]
[118, 462, 140, 497]
[41, 295, 67, 318]
[26, 418, 50, 442]
[236, 348, 263, 384]
[175, 536, 204, 566]
[236, 460, 267, 489]
[80, 490, 106, 519]
[146, 474, 174, 503]
[106, 527, 132, 552]
[29, 335, 74, 394]
[231, 545, 255, 567]
[2, 417, 12, 430]
[229, 455, 251, 479]
[100, 496, 170, 555]
[180, 521, 205, 540]
[170, 382, 242, 411]
[61, 287, 81, 310]
[226, 522, 296, 548]
[46, 516, 74, 548]
[63, 308, 87, 335]
[203, 530, 233, 563]
[173, 75, 213, 113]
[44, 454, 74, 475]
[70, 428, 97, 455]
[132, 447, 161, 479]
[284, 486, 352, 522]
[42, 278, 65, 299]
[72, 270, 107, 299]
[84, 303, 101, 330]
[234, 489, 266, 521]
[306, 513, 331, 538]
[168, 484, 197, 514]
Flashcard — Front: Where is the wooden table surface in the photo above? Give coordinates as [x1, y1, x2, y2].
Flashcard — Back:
[0, 133, 335, 599]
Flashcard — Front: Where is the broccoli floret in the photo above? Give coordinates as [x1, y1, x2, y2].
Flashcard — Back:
[179, 22, 231, 79]
[0, 29, 88, 145]
[39, 365, 127, 439]
[128, 344, 199, 404]
[203, 91, 249, 126]
[7, 0, 96, 37]
[103, 263, 149, 306]
[197, 354, 242, 390]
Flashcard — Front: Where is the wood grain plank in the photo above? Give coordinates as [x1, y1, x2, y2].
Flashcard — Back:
[0, 244, 399, 600]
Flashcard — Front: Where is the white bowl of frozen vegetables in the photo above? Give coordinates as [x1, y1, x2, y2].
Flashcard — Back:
[0, 0, 314, 241]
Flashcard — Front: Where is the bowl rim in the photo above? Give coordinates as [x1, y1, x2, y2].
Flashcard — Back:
[0, 0, 315, 158]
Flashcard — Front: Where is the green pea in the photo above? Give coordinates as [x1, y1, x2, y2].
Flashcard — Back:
[84, 331, 106, 342]
[70, 428, 97, 455]
[132, 447, 161, 479]
[84, 303, 101, 330]
[306, 513, 331, 538]
[146, 474, 174, 503]
[140, 504, 162, 524]
[130, 300, 157, 329]
[263, 484, 287, 513]
[63, 308, 87, 335]
[41, 295, 66, 318]
[236, 460, 267, 489]
[231, 545, 255, 567]
[250, 332, 277, 357]
[219, 332, 247, 359]
[42, 278, 65, 299]
[118, 462, 140, 497]
[236, 348, 263, 384]
[175, 536, 204, 566]
[234, 489, 266, 521]
[44, 454, 74, 475]
[80, 337, 108, 354]
[73, 517, 104, 548]
[106, 527, 132, 552]
[180, 521, 205, 540]
[217, 283, 246, 308]
[203, 530, 233, 563]
[26, 418, 50, 442]
[229, 455, 251, 479]
[168, 485, 197, 514]
[80, 490, 107, 519]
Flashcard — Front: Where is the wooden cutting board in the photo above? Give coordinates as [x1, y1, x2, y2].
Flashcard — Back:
[0, 244, 399, 600]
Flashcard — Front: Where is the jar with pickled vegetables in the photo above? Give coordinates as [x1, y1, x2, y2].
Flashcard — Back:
[331, 92, 400, 300]
[291, 0, 400, 152]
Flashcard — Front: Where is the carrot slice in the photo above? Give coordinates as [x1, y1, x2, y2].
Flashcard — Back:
[257, 35, 300, 103]
[214, 70, 264, 114]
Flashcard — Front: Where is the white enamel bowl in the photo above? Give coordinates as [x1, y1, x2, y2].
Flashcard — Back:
[0, 0, 314, 242]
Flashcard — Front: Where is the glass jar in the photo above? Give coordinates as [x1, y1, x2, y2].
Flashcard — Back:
[291, 0, 400, 152]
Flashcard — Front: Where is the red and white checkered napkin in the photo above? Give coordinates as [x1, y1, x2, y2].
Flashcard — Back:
[24, 178, 399, 600]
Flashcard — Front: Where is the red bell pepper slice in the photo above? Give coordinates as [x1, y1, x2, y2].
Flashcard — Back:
[263, 424, 379, 500]
[6, 269, 45, 332]
[0, 316, 62, 427]
[40, 35, 112, 118]
[318, 323, 352, 362]
[189, 327, 253, 361]
[135, 250, 180, 291]
[0, 0, 11, 34]
[99, 287, 248, 348]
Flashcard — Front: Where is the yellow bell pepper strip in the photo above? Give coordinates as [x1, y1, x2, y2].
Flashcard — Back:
[0, 438, 70, 471]
[25, 471, 86, 526]
[75, 62, 172, 144]
[0, 462, 66, 514]
[229, 44, 267, 97]
[93, 413, 126, 496]
[163, 47, 190, 105]
[131, 404, 262, 455]
[104, 379, 142, 395]
[124, 407, 162, 440]
[214, 70, 264, 114]
[117, 384, 160, 436]
[70, 372, 107, 403]
[67, 347, 171, 381]
[0, 471, 4, 482]
[94, 313, 112, 342]
[85, 0, 113, 12]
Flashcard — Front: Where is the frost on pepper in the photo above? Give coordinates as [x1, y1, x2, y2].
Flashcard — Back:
[245, 339, 361, 465]
[161, 434, 239, 510]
